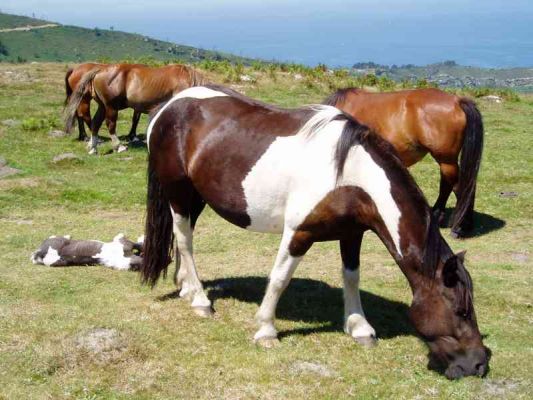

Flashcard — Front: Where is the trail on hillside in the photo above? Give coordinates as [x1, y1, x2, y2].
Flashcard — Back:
[0, 24, 58, 33]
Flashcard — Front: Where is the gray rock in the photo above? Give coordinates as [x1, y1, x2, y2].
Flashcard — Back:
[0, 157, 21, 178]
[75, 328, 126, 363]
[52, 153, 81, 164]
[49, 129, 68, 138]
[1, 119, 21, 127]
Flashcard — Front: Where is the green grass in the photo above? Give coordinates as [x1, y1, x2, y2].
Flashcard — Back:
[0, 63, 532, 399]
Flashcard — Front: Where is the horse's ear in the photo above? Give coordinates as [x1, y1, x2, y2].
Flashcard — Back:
[456, 250, 466, 263]
[442, 256, 459, 288]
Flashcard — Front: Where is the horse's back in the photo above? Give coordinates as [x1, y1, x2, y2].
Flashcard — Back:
[341, 88, 466, 164]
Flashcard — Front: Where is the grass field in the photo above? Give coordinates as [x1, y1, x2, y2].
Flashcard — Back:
[0, 63, 532, 399]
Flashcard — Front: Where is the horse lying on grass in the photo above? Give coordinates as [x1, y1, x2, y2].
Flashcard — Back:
[31, 233, 143, 270]
[141, 84, 489, 379]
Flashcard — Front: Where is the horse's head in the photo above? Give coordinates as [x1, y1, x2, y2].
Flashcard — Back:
[409, 251, 489, 379]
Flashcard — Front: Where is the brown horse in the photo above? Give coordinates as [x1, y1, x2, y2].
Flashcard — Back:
[141, 85, 489, 379]
[64, 63, 203, 154]
[324, 88, 483, 238]
[64, 63, 142, 142]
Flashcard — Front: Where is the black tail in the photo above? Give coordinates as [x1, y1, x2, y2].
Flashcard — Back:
[141, 161, 174, 287]
[450, 98, 484, 234]
[64, 68, 74, 107]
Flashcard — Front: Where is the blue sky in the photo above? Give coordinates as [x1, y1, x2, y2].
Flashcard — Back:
[2, 1, 532, 67]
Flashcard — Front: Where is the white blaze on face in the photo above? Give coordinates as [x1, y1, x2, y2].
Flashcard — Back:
[146, 86, 228, 150]
[340, 145, 403, 256]
[42, 246, 60, 266]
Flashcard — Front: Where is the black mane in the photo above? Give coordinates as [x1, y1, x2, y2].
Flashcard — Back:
[323, 87, 360, 106]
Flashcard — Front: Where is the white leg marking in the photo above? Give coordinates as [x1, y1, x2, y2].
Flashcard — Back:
[42, 246, 60, 266]
[93, 241, 131, 270]
[343, 268, 375, 339]
[170, 209, 211, 310]
[254, 228, 302, 341]
[146, 87, 228, 151]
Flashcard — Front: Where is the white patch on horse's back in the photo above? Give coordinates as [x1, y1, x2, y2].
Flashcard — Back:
[146, 86, 228, 150]
[242, 109, 403, 255]
[340, 146, 402, 256]
[42, 246, 60, 266]
[242, 116, 345, 233]
[93, 241, 131, 270]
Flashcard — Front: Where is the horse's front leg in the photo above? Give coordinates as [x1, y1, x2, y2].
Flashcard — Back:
[340, 233, 377, 347]
[254, 229, 310, 347]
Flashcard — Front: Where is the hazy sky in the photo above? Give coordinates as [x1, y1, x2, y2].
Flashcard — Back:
[2, 1, 532, 67]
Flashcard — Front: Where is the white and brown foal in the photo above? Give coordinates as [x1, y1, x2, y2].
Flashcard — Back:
[32, 233, 143, 270]
[142, 85, 489, 379]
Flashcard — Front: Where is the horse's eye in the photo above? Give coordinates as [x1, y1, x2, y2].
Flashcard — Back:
[456, 309, 468, 319]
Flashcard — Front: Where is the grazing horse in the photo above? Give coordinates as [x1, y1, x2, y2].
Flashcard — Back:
[64, 63, 203, 154]
[141, 85, 489, 379]
[324, 88, 484, 238]
[64, 63, 142, 142]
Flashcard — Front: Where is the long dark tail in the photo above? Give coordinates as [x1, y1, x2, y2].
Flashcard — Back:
[450, 98, 484, 233]
[141, 160, 174, 287]
[64, 68, 100, 133]
[64, 68, 74, 107]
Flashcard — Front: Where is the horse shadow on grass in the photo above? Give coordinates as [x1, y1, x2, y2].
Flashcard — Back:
[160, 276, 416, 340]
[443, 208, 505, 238]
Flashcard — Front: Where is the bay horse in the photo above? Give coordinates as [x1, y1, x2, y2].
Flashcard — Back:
[64, 63, 142, 142]
[324, 88, 483, 238]
[64, 63, 203, 154]
[141, 85, 489, 379]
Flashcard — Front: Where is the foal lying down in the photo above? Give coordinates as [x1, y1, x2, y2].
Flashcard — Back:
[31, 233, 143, 270]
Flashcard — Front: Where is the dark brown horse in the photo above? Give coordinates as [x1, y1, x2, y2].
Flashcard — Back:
[64, 63, 203, 154]
[141, 85, 489, 379]
[64, 63, 143, 142]
[324, 88, 483, 238]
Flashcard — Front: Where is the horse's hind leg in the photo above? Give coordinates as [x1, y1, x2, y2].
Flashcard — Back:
[169, 190, 211, 317]
[254, 228, 310, 347]
[173, 190, 206, 294]
[340, 233, 376, 347]
[88, 103, 105, 155]
[76, 96, 92, 141]
[432, 161, 458, 227]
[105, 108, 127, 153]
[127, 110, 142, 142]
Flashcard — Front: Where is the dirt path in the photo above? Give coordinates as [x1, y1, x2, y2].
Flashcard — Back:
[0, 24, 59, 33]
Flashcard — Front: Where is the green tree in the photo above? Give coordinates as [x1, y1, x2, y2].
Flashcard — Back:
[0, 39, 8, 56]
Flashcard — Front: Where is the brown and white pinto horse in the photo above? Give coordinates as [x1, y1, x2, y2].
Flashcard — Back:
[141, 85, 489, 379]
[324, 88, 483, 238]
[64, 63, 203, 154]
[64, 63, 142, 142]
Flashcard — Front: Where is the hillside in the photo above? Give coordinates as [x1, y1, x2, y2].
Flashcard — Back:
[0, 12, 251, 64]
[352, 61, 533, 92]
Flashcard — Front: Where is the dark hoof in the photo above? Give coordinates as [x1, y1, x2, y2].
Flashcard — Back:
[354, 336, 377, 348]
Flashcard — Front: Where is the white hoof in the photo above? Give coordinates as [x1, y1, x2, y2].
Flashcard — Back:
[254, 337, 280, 348]
[117, 145, 128, 153]
[192, 306, 214, 318]
[88, 148, 97, 155]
